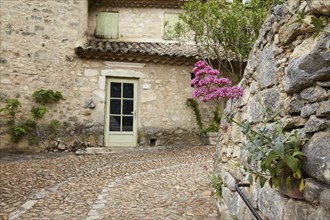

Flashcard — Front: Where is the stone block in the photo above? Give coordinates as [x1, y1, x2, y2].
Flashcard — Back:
[57, 143, 67, 151]
[206, 132, 218, 146]
[261, 87, 283, 113]
[247, 96, 264, 123]
[317, 81, 330, 88]
[282, 116, 307, 129]
[222, 187, 238, 217]
[285, 51, 330, 94]
[308, 0, 330, 15]
[304, 115, 328, 133]
[223, 171, 237, 191]
[237, 196, 257, 220]
[84, 98, 96, 109]
[300, 86, 327, 103]
[258, 182, 288, 220]
[317, 100, 330, 117]
[308, 207, 330, 220]
[216, 202, 232, 220]
[255, 44, 277, 89]
[283, 199, 315, 220]
[84, 69, 99, 77]
[224, 160, 244, 181]
[320, 189, 330, 211]
[75, 147, 109, 155]
[97, 135, 104, 146]
[289, 95, 305, 114]
[301, 103, 320, 118]
[303, 131, 330, 184]
[278, 15, 301, 45]
[303, 178, 329, 204]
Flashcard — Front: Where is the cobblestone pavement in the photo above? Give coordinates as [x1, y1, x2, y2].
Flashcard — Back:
[0, 146, 220, 220]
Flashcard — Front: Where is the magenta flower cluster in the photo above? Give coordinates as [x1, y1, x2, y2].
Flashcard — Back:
[191, 61, 244, 102]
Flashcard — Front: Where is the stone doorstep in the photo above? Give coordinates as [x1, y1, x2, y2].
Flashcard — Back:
[75, 145, 215, 155]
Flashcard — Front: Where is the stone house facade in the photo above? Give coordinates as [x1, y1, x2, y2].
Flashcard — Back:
[215, 0, 330, 219]
[0, 0, 215, 152]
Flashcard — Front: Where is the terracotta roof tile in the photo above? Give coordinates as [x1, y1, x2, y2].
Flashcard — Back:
[75, 41, 216, 65]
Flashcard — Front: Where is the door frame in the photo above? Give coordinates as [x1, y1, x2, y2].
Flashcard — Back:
[104, 77, 138, 147]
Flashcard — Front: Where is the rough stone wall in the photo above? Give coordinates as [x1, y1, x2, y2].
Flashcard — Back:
[88, 6, 181, 41]
[214, 1, 330, 219]
[0, 0, 203, 152]
[0, 0, 89, 152]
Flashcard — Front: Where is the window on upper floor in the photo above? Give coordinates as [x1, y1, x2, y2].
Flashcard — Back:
[164, 13, 180, 40]
[96, 12, 119, 39]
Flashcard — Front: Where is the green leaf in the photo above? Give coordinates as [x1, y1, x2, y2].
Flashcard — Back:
[293, 169, 302, 179]
[288, 4, 307, 25]
[275, 124, 283, 134]
[274, 141, 285, 158]
[269, 167, 277, 179]
[259, 176, 267, 188]
[30, 106, 48, 119]
[248, 174, 253, 185]
[288, 134, 298, 145]
[292, 150, 304, 158]
[247, 155, 252, 164]
[311, 17, 323, 39]
[255, 151, 264, 161]
[298, 5, 307, 18]
[311, 17, 323, 30]
[265, 151, 278, 167]
[286, 175, 292, 190]
[299, 179, 305, 191]
[274, 178, 279, 188]
[254, 137, 264, 147]
[241, 122, 251, 134]
[284, 155, 298, 173]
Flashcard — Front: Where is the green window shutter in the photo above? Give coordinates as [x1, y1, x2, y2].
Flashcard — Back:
[164, 13, 179, 40]
[96, 12, 119, 39]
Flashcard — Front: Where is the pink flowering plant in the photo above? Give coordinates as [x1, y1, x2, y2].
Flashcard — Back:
[192, 60, 244, 102]
[188, 60, 244, 134]
[191, 61, 305, 195]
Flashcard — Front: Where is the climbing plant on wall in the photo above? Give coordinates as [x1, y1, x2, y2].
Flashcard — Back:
[0, 89, 63, 145]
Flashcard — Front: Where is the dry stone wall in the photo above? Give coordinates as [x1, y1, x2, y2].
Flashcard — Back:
[215, 1, 330, 219]
[0, 0, 89, 152]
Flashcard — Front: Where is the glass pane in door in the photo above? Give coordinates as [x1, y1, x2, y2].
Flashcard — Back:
[122, 116, 133, 131]
[123, 83, 134, 98]
[123, 100, 133, 115]
[110, 99, 121, 114]
[110, 116, 121, 131]
[110, 82, 121, 98]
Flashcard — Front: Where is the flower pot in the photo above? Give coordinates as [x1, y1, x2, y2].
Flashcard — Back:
[203, 132, 218, 146]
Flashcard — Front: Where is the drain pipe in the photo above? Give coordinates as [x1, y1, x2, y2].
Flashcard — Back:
[235, 183, 263, 220]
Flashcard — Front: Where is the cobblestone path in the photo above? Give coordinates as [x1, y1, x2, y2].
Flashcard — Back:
[0, 146, 220, 220]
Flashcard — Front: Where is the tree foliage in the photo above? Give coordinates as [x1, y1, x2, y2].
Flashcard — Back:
[175, 0, 272, 78]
